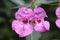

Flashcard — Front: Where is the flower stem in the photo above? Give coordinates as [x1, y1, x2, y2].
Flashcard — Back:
[31, 33, 33, 40]
[31, 0, 37, 9]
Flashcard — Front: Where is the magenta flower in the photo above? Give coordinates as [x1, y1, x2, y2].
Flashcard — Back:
[12, 7, 50, 37]
[34, 7, 50, 32]
[12, 7, 33, 37]
[55, 7, 60, 28]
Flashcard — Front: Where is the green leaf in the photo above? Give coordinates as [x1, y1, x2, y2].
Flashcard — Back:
[10, 0, 31, 7]
[36, 0, 57, 6]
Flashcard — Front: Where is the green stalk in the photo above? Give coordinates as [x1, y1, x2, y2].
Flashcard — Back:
[31, 0, 37, 9]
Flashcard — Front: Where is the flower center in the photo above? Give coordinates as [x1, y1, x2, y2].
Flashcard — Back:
[37, 18, 41, 23]
[23, 18, 28, 24]
[29, 20, 35, 24]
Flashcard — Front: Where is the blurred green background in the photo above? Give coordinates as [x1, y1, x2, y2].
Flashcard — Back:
[0, 0, 60, 40]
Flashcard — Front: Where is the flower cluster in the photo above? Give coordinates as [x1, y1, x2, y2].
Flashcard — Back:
[55, 7, 60, 28]
[12, 7, 50, 37]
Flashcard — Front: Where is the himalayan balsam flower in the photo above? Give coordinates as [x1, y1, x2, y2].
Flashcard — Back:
[12, 7, 33, 37]
[34, 7, 50, 32]
[12, 7, 50, 37]
[55, 7, 60, 28]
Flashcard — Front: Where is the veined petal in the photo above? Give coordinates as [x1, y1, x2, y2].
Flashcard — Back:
[12, 20, 21, 30]
[34, 7, 46, 19]
[34, 21, 46, 32]
[56, 19, 60, 28]
[44, 21, 50, 31]
[19, 24, 33, 37]
[15, 7, 34, 20]
[12, 20, 33, 37]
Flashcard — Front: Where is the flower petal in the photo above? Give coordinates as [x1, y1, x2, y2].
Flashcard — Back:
[34, 7, 46, 19]
[14, 21, 23, 35]
[56, 7, 60, 18]
[12, 20, 33, 37]
[34, 21, 46, 32]
[12, 20, 20, 30]
[15, 7, 33, 20]
[44, 21, 50, 31]
[56, 19, 60, 28]
[19, 24, 33, 37]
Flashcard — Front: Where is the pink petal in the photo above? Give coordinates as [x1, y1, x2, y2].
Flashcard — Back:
[34, 21, 46, 32]
[14, 21, 23, 35]
[44, 21, 50, 31]
[19, 24, 33, 37]
[12, 20, 20, 30]
[15, 7, 34, 20]
[55, 19, 60, 28]
[15, 12, 23, 20]
[56, 7, 60, 18]
[34, 7, 46, 19]
[12, 20, 33, 37]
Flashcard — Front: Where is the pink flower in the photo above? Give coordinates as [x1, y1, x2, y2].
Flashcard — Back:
[34, 7, 50, 32]
[12, 7, 50, 37]
[12, 7, 33, 37]
[55, 7, 60, 28]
